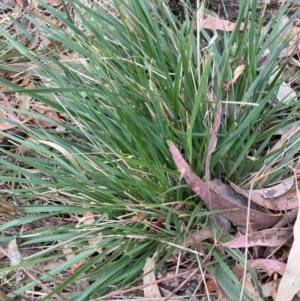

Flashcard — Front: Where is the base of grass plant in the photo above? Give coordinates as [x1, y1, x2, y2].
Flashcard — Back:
[0, 0, 299, 300]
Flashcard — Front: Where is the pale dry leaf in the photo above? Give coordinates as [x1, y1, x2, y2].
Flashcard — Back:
[273, 208, 299, 228]
[37, 36, 52, 50]
[16, 94, 32, 111]
[196, 15, 245, 31]
[38, 140, 84, 174]
[0, 117, 33, 131]
[250, 177, 294, 198]
[223, 228, 293, 248]
[275, 185, 300, 301]
[38, 110, 61, 128]
[268, 68, 297, 105]
[48, 0, 62, 6]
[8, 238, 22, 265]
[230, 181, 298, 211]
[82, 211, 103, 253]
[59, 243, 89, 291]
[30, 0, 39, 8]
[258, 47, 297, 106]
[233, 267, 280, 298]
[250, 259, 286, 276]
[18, 74, 32, 87]
[243, 274, 264, 301]
[275, 81, 297, 104]
[221, 64, 244, 90]
[268, 189, 299, 211]
[270, 126, 300, 153]
[232, 263, 247, 280]
[262, 280, 279, 298]
[41, 259, 65, 271]
[278, 44, 297, 58]
[175, 227, 212, 254]
[82, 211, 96, 225]
[0, 92, 20, 122]
[69, 259, 88, 274]
[216, 286, 228, 301]
[0, 0, 14, 9]
[143, 257, 161, 298]
[278, 27, 300, 59]
[232, 64, 246, 84]
[35, 103, 53, 114]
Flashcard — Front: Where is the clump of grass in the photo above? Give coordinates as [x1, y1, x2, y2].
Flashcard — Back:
[0, 0, 299, 300]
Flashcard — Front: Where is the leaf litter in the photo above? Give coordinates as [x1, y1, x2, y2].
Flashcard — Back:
[223, 228, 293, 248]
[167, 138, 300, 300]
[167, 140, 281, 230]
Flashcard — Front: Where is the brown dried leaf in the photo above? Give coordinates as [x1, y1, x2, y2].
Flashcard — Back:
[233, 264, 272, 300]
[243, 274, 264, 301]
[69, 259, 88, 274]
[223, 64, 246, 91]
[143, 257, 161, 298]
[270, 189, 299, 210]
[48, 0, 62, 6]
[250, 178, 294, 198]
[18, 74, 32, 87]
[209, 180, 280, 230]
[230, 182, 298, 211]
[175, 227, 212, 253]
[223, 228, 293, 248]
[0, 117, 33, 131]
[271, 126, 300, 153]
[16, 94, 32, 111]
[275, 185, 300, 301]
[60, 243, 89, 290]
[80, 211, 103, 253]
[132, 213, 145, 221]
[167, 141, 281, 230]
[262, 279, 281, 299]
[38, 110, 61, 128]
[278, 27, 300, 59]
[249, 259, 286, 276]
[195, 15, 245, 31]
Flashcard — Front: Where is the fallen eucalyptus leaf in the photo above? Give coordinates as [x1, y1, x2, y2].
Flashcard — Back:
[8, 238, 22, 266]
[249, 259, 286, 276]
[143, 257, 161, 298]
[230, 182, 298, 211]
[175, 227, 212, 253]
[223, 228, 292, 248]
[250, 178, 294, 198]
[275, 188, 300, 301]
[167, 141, 281, 230]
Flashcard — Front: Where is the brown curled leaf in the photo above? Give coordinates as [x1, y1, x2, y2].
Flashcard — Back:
[167, 141, 281, 230]
[230, 182, 298, 211]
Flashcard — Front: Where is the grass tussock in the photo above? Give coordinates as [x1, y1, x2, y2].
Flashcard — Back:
[0, 0, 300, 300]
